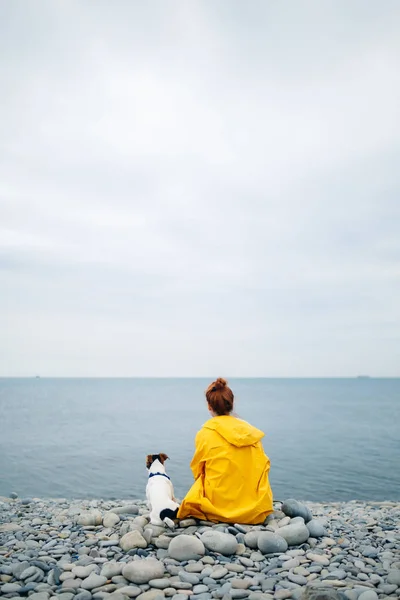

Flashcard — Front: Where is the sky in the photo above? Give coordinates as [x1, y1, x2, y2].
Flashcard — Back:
[0, 1, 399, 377]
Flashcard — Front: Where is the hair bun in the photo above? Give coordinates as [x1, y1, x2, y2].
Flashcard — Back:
[213, 377, 227, 391]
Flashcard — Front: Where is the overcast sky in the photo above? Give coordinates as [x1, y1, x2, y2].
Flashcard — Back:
[1, 1, 399, 377]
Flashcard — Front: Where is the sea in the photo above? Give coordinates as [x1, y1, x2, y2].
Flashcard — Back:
[0, 378, 399, 502]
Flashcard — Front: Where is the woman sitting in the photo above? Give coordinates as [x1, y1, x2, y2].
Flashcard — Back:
[177, 378, 273, 524]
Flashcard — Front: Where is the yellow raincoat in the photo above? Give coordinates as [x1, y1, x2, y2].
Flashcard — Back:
[177, 415, 273, 524]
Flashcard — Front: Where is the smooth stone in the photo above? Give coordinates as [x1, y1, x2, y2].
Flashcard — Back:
[179, 571, 200, 585]
[116, 586, 142, 597]
[193, 584, 209, 594]
[275, 591, 292, 600]
[138, 588, 164, 600]
[306, 520, 327, 538]
[324, 570, 346, 581]
[231, 579, 253, 589]
[244, 531, 261, 549]
[276, 523, 309, 546]
[306, 553, 330, 566]
[361, 547, 378, 558]
[21, 566, 44, 581]
[184, 563, 203, 573]
[231, 591, 250, 599]
[122, 559, 165, 584]
[288, 573, 307, 586]
[110, 505, 139, 515]
[120, 531, 148, 551]
[357, 593, 378, 600]
[74, 593, 92, 600]
[1, 583, 22, 593]
[81, 573, 108, 590]
[239, 557, 254, 567]
[136, 591, 165, 600]
[250, 552, 264, 562]
[210, 566, 228, 580]
[149, 579, 171, 589]
[227, 564, 246, 573]
[62, 578, 83, 589]
[379, 584, 397, 594]
[281, 500, 312, 523]
[179, 519, 197, 528]
[73, 566, 99, 578]
[301, 587, 344, 600]
[257, 532, 288, 554]
[201, 530, 238, 556]
[100, 562, 123, 578]
[12, 560, 30, 578]
[108, 594, 129, 600]
[77, 510, 103, 526]
[168, 535, 205, 561]
[282, 558, 300, 569]
[155, 535, 171, 550]
[103, 513, 121, 528]
[170, 582, 192, 590]
[387, 570, 400, 585]
[10, 492, 18, 499]
[30, 593, 50, 600]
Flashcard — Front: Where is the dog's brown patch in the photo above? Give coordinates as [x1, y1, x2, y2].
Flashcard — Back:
[146, 453, 170, 469]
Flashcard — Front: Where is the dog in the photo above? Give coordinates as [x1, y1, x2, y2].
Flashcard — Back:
[146, 453, 179, 528]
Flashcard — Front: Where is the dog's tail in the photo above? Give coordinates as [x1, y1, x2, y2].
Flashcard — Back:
[159, 507, 178, 529]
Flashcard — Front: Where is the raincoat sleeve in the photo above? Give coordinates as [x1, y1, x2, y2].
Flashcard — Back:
[190, 428, 208, 480]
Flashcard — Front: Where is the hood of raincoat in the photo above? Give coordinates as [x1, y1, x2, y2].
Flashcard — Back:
[203, 415, 265, 447]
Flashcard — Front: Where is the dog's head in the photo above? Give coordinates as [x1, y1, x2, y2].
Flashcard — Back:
[146, 453, 169, 469]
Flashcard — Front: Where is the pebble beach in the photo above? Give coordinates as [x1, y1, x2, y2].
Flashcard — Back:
[1, 496, 399, 600]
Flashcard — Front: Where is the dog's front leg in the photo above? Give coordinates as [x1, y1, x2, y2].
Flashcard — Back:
[146, 488, 152, 512]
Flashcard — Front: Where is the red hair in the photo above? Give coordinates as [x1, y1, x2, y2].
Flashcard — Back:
[205, 377, 234, 416]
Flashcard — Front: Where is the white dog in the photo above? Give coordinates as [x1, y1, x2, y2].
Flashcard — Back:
[146, 453, 179, 528]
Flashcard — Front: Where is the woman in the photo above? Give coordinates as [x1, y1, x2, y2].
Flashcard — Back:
[178, 378, 273, 524]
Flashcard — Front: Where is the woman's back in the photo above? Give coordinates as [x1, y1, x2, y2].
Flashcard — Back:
[179, 415, 273, 524]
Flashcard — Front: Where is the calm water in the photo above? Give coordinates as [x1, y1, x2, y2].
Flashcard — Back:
[0, 378, 399, 501]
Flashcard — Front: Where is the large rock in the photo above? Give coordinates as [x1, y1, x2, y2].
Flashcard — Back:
[122, 559, 165, 584]
[120, 530, 148, 551]
[276, 522, 309, 546]
[257, 531, 288, 554]
[168, 534, 205, 561]
[103, 512, 120, 528]
[281, 499, 312, 523]
[307, 519, 327, 538]
[201, 530, 238, 556]
[76, 510, 103, 526]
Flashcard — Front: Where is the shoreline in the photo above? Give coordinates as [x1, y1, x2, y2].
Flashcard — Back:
[1, 497, 399, 600]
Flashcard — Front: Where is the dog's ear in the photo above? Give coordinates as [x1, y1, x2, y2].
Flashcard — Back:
[146, 454, 153, 469]
[159, 453, 169, 464]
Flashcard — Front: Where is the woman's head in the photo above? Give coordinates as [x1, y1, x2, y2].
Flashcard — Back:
[205, 377, 234, 416]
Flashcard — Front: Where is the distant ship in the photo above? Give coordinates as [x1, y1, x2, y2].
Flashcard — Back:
[357, 375, 370, 379]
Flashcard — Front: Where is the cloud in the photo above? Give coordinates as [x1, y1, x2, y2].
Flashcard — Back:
[1, 0, 399, 376]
